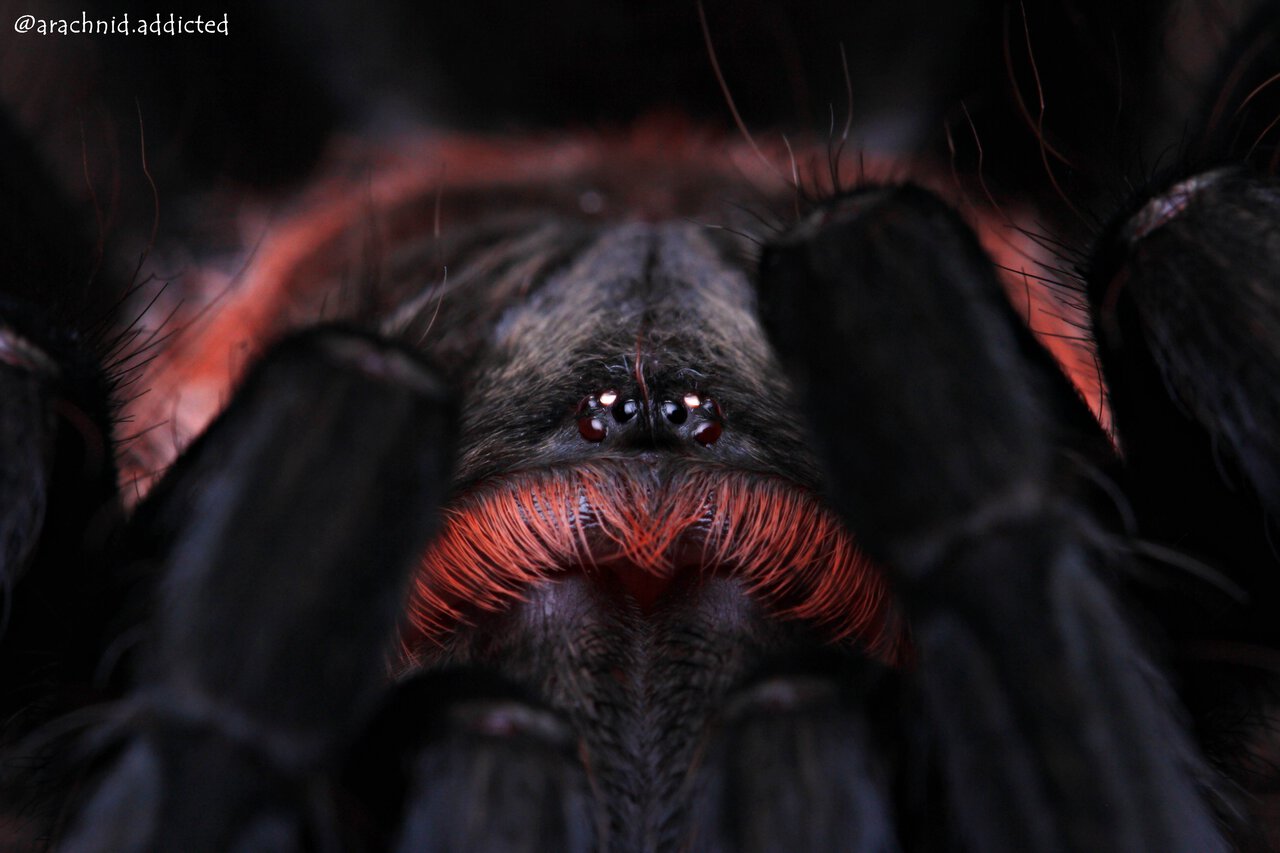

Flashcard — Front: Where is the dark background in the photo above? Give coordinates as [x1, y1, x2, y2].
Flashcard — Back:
[0, 0, 1274, 321]
[0, 0, 1232, 189]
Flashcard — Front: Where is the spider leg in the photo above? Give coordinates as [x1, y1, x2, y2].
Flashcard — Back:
[342, 669, 596, 853]
[757, 185, 1225, 851]
[57, 327, 455, 851]
[1090, 168, 1280, 638]
[0, 321, 56, 593]
[0, 115, 123, 737]
[1089, 166, 1280, 846]
[0, 306, 118, 735]
[688, 654, 900, 853]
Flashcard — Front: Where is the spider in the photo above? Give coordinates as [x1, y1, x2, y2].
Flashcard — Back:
[1, 0, 1279, 850]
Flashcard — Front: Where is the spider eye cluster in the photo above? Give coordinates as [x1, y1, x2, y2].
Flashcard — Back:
[575, 388, 724, 446]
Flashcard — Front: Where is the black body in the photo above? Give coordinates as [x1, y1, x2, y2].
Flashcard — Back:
[3, 1, 1280, 850]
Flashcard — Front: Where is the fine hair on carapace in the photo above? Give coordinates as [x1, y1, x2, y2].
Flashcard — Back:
[402, 461, 907, 663]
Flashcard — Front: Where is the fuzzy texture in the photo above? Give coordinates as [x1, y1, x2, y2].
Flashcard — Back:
[405, 461, 903, 659]
[6, 0, 1280, 847]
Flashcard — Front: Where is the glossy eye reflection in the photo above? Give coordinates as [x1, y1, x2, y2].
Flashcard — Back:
[575, 392, 613, 443]
[578, 415, 607, 442]
[613, 399, 639, 423]
[661, 400, 688, 424]
[577, 388, 724, 446]
[693, 421, 722, 446]
[693, 394, 724, 446]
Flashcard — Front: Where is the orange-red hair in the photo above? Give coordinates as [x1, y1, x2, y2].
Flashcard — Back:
[403, 462, 906, 664]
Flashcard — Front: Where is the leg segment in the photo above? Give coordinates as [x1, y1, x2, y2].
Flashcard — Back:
[58, 327, 455, 851]
[758, 185, 1224, 852]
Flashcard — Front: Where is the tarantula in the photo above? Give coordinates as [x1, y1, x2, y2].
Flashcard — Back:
[2, 0, 1280, 850]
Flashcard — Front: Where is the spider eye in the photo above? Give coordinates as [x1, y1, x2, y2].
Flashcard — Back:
[599, 389, 619, 407]
[693, 421, 722, 446]
[576, 394, 608, 442]
[613, 399, 639, 423]
[661, 400, 688, 424]
[578, 416, 607, 442]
